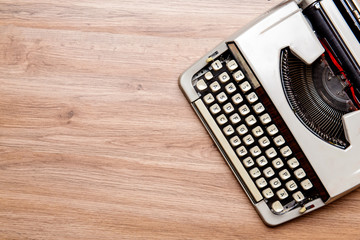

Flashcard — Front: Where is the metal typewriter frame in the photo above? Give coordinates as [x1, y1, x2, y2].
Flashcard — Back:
[179, 0, 360, 226]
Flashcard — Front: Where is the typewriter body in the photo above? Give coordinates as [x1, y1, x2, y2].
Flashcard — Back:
[179, 0, 360, 225]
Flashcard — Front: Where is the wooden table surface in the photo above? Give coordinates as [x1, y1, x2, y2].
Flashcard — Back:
[1, 0, 360, 239]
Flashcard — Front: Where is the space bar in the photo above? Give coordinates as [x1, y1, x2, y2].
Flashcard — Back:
[194, 99, 263, 202]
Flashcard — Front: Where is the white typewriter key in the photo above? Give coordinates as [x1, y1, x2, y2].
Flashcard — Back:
[256, 156, 268, 167]
[279, 169, 291, 180]
[216, 92, 228, 103]
[227, 59, 238, 71]
[204, 71, 213, 80]
[216, 114, 228, 125]
[280, 146, 292, 157]
[240, 81, 252, 93]
[249, 167, 261, 178]
[286, 180, 298, 191]
[203, 93, 215, 105]
[274, 135, 285, 147]
[287, 157, 300, 169]
[232, 93, 243, 105]
[229, 113, 241, 125]
[258, 136, 270, 147]
[262, 188, 274, 199]
[301, 179, 313, 190]
[256, 177, 267, 188]
[239, 104, 250, 116]
[272, 201, 284, 213]
[252, 126, 264, 137]
[245, 115, 257, 126]
[243, 156, 254, 168]
[253, 103, 265, 114]
[270, 178, 281, 189]
[225, 82, 236, 94]
[265, 147, 277, 159]
[294, 168, 306, 180]
[272, 158, 284, 169]
[236, 146, 248, 157]
[263, 167, 275, 178]
[277, 188, 288, 200]
[218, 72, 230, 83]
[250, 146, 261, 157]
[209, 103, 221, 115]
[196, 79, 207, 91]
[223, 102, 234, 114]
[233, 70, 245, 82]
[266, 124, 279, 136]
[236, 124, 248, 135]
[293, 191, 305, 202]
[260, 113, 271, 125]
[243, 134, 255, 146]
[230, 135, 241, 147]
[246, 92, 258, 103]
[210, 81, 221, 93]
[211, 60, 222, 71]
[223, 125, 235, 136]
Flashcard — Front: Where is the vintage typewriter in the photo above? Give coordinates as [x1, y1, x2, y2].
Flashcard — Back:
[179, 0, 360, 225]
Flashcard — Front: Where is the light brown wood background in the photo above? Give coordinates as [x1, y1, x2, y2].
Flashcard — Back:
[1, 0, 359, 239]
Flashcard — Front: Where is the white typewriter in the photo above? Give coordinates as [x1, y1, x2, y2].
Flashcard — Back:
[179, 0, 360, 226]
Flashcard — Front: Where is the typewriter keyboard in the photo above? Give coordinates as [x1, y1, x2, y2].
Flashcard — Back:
[192, 48, 322, 214]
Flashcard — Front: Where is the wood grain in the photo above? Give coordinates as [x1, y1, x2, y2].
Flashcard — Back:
[0, 0, 360, 239]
